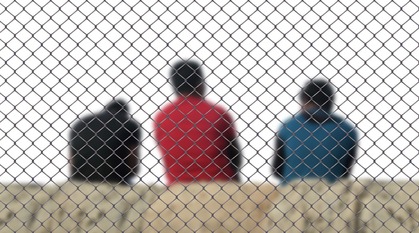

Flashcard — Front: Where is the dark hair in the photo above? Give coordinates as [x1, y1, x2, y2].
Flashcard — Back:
[170, 60, 203, 95]
[106, 99, 129, 114]
[300, 79, 334, 111]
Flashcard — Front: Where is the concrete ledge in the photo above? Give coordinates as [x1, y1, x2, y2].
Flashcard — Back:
[0, 180, 418, 232]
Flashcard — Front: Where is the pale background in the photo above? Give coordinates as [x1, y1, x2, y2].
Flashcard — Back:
[0, 0, 418, 184]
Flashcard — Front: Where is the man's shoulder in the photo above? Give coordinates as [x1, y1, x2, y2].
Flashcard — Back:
[329, 114, 358, 139]
[281, 113, 306, 126]
[200, 101, 234, 123]
[71, 114, 96, 130]
[203, 100, 228, 115]
[125, 117, 141, 129]
[330, 114, 356, 129]
[277, 115, 302, 137]
[153, 101, 177, 121]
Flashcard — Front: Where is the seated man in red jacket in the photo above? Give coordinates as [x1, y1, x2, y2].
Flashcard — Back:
[154, 60, 242, 185]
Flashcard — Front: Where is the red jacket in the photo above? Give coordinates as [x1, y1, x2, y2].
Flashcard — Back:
[154, 96, 238, 185]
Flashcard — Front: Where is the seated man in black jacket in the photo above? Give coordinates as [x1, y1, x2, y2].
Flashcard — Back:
[69, 99, 141, 185]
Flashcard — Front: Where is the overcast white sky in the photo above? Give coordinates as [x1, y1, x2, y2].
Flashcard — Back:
[0, 0, 418, 184]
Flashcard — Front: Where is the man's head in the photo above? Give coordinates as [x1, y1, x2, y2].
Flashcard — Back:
[300, 78, 335, 111]
[170, 60, 205, 96]
[106, 99, 129, 115]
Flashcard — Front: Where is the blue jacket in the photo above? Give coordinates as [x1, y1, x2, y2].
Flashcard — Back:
[272, 108, 358, 183]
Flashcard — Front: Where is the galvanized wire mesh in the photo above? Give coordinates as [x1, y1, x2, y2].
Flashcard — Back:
[0, 0, 418, 232]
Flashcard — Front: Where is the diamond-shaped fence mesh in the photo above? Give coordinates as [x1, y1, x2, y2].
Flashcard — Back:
[0, 0, 418, 232]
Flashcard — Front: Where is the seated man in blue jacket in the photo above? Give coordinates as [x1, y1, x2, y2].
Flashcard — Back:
[272, 79, 358, 183]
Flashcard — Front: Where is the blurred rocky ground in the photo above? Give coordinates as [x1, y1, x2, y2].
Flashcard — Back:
[0, 179, 418, 232]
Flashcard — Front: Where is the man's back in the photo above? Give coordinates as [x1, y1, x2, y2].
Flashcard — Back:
[273, 79, 359, 183]
[70, 101, 140, 184]
[154, 96, 238, 184]
[277, 110, 358, 182]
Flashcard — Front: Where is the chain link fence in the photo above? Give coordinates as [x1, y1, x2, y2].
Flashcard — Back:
[0, 0, 418, 231]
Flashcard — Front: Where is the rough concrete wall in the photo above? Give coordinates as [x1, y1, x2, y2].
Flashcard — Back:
[1, 180, 418, 232]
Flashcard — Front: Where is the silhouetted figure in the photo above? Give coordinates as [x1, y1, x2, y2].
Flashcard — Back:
[69, 99, 141, 185]
[272, 79, 358, 183]
[154, 60, 242, 185]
